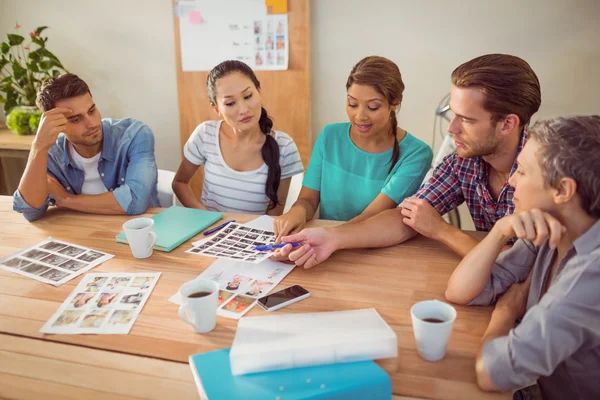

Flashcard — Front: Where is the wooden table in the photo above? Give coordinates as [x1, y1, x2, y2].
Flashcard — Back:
[0, 127, 34, 196]
[0, 196, 509, 399]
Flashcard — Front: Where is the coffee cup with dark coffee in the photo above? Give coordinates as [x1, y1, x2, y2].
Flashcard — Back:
[410, 300, 457, 362]
[178, 280, 219, 333]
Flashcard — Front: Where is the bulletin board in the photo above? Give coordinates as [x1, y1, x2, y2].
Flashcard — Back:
[172, 0, 311, 199]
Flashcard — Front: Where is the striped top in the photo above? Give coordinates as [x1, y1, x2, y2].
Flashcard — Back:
[184, 120, 304, 214]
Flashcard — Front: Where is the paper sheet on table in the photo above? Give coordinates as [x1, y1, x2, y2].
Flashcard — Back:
[229, 308, 398, 375]
[169, 257, 294, 320]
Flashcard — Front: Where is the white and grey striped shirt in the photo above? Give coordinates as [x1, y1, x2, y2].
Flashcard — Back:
[184, 120, 304, 214]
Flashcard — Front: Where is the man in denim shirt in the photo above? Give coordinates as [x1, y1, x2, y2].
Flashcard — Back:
[13, 74, 159, 221]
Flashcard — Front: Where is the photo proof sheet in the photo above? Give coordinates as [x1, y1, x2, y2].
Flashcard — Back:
[0, 237, 114, 286]
[40, 272, 160, 335]
[170, 258, 293, 320]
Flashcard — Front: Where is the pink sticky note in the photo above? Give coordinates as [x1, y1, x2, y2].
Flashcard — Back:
[188, 10, 203, 25]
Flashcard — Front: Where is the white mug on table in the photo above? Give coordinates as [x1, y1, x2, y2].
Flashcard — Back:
[410, 299, 457, 362]
[178, 279, 219, 333]
[122, 218, 157, 259]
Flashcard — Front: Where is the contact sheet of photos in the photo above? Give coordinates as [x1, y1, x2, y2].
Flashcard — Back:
[186, 223, 277, 263]
[40, 272, 160, 335]
[0, 237, 113, 286]
[170, 258, 294, 320]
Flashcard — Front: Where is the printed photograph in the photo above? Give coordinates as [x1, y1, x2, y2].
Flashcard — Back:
[222, 240, 238, 247]
[267, 51, 274, 65]
[276, 52, 285, 65]
[218, 290, 235, 306]
[59, 259, 87, 272]
[204, 251, 218, 256]
[257, 235, 274, 242]
[120, 291, 144, 308]
[85, 276, 108, 292]
[266, 35, 274, 50]
[77, 250, 105, 263]
[107, 310, 134, 325]
[245, 280, 274, 297]
[238, 226, 251, 232]
[57, 245, 86, 258]
[22, 249, 52, 261]
[80, 311, 109, 328]
[39, 253, 70, 267]
[225, 274, 252, 291]
[231, 231, 246, 238]
[276, 21, 284, 35]
[267, 268, 283, 280]
[223, 227, 235, 234]
[233, 243, 248, 250]
[253, 20, 262, 34]
[20, 263, 50, 276]
[276, 35, 285, 50]
[2, 257, 30, 269]
[71, 293, 95, 308]
[40, 268, 70, 282]
[189, 247, 201, 254]
[215, 233, 227, 240]
[107, 276, 131, 288]
[222, 294, 255, 314]
[131, 276, 155, 290]
[250, 229, 263, 234]
[52, 310, 84, 327]
[244, 234, 258, 241]
[240, 238, 254, 245]
[40, 241, 68, 252]
[96, 292, 119, 308]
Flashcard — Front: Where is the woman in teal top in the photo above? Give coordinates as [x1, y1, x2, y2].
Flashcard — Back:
[274, 56, 433, 236]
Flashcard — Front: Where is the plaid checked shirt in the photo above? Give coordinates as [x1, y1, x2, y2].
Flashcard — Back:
[414, 132, 527, 232]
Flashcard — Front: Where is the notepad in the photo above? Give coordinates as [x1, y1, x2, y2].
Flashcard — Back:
[116, 206, 222, 252]
[189, 348, 392, 400]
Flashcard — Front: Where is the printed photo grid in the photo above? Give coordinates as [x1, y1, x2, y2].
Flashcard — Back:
[40, 272, 160, 335]
[186, 223, 276, 263]
[170, 258, 294, 320]
[0, 237, 114, 286]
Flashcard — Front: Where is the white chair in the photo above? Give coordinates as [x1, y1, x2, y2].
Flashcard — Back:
[157, 169, 176, 208]
[283, 172, 303, 213]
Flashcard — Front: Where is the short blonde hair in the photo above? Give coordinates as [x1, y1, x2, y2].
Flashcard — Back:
[528, 116, 600, 218]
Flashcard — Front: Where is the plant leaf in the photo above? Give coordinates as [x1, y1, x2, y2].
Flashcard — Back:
[12, 61, 26, 80]
[7, 34, 25, 46]
[35, 26, 48, 35]
[39, 60, 53, 70]
[52, 69, 60, 77]
[41, 48, 63, 68]
[0, 58, 8, 70]
[1, 42, 9, 54]
[31, 36, 44, 47]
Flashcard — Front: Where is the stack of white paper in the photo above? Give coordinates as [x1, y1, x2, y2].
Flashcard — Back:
[229, 308, 398, 375]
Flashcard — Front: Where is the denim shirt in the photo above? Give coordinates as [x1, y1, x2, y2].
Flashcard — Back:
[13, 118, 160, 221]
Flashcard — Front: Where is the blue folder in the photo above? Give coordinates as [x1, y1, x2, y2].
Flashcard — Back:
[189, 348, 392, 400]
[116, 206, 222, 252]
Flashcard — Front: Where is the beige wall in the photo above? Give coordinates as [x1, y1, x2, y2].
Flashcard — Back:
[2, 0, 599, 226]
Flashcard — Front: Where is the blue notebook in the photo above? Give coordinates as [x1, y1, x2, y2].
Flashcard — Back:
[116, 206, 222, 252]
[189, 348, 392, 400]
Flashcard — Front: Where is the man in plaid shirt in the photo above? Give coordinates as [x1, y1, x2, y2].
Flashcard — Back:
[278, 54, 542, 268]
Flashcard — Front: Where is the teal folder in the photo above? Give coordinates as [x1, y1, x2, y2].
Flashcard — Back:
[116, 206, 222, 252]
[189, 348, 392, 400]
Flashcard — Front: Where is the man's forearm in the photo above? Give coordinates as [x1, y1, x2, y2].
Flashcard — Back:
[332, 208, 417, 250]
[436, 223, 482, 257]
[18, 147, 50, 208]
[60, 192, 126, 215]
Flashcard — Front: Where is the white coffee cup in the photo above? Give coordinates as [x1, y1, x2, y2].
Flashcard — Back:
[178, 280, 219, 333]
[410, 300, 457, 362]
[122, 218, 157, 259]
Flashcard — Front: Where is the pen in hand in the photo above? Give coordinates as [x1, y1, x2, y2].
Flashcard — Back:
[254, 242, 301, 252]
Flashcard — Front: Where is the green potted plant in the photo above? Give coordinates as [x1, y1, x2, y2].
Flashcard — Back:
[1, 21, 68, 135]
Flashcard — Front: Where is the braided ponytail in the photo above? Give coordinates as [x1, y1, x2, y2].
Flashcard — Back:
[388, 111, 400, 173]
[259, 107, 281, 210]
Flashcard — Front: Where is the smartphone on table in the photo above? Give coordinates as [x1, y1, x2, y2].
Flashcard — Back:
[257, 285, 310, 312]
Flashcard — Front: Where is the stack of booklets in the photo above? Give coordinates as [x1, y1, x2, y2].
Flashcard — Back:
[116, 206, 222, 252]
[188, 309, 397, 399]
[189, 348, 392, 400]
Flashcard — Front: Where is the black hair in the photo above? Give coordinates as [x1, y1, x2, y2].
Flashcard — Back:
[207, 60, 281, 210]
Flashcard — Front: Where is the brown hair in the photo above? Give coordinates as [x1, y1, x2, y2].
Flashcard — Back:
[528, 115, 600, 218]
[206, 60, 280, 210]
[36, 73, 91, 112]
[451, 54, 541, 128]
[346, 56, 405, 173]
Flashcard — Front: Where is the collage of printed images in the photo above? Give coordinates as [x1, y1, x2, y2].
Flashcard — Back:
[188, 223, 276, 263]
[0, 239, 109, 285]
[45, 274, 158, 334]
[212, 267, 286, 318]
[253, 18, 287, 67]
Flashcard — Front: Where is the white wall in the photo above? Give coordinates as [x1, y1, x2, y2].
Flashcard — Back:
[2, 0, 599, 226]
[0, 0, 182, 172]
[311, 0, 600, 228]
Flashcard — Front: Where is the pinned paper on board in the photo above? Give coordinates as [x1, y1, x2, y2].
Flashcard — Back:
[177, 0, 289, 71]
[265, 0, 288, 13]
[188, 10, 203, 25]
